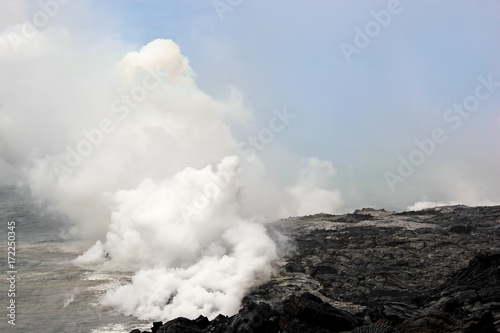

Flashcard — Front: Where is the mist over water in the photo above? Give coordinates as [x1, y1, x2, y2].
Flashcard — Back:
[0, 33, 342, 321]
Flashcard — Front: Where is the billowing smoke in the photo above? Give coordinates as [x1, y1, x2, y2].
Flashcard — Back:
[0, 20, 343, 321]
[75, 156, 278, 319]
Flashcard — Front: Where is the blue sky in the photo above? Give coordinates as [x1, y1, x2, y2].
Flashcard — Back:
[1, 0, 500, 211]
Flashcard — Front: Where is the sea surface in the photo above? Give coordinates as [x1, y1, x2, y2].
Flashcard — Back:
[0, 186, 150, 332]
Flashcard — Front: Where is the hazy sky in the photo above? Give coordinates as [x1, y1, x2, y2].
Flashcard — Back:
[1, 0, 500, 211]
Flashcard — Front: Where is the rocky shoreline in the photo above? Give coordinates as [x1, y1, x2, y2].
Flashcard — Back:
[131, 205, 500, 333]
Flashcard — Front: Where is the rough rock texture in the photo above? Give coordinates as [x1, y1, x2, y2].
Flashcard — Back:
[132, 205, 500, 333]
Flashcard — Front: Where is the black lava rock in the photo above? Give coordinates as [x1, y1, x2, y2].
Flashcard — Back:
[132, 205, 500, 333]
[281, 292, 363, 332]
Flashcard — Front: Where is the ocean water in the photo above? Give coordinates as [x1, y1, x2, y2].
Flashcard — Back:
[0, 186, 150, 332]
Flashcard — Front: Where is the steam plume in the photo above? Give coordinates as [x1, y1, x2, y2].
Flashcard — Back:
[0, 26, 343, 320]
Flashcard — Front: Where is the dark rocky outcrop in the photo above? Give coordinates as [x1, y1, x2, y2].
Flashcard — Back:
[131, 205, 500, 333]
[280, 292, 363, 332]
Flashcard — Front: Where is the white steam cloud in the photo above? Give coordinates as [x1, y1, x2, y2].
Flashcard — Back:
[288, 157, 342, 216]
[75, 156, 277, 319]
[407, 200, 461, 211]
[0, 21, 343, 320]
[408, 178, 500, 211]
